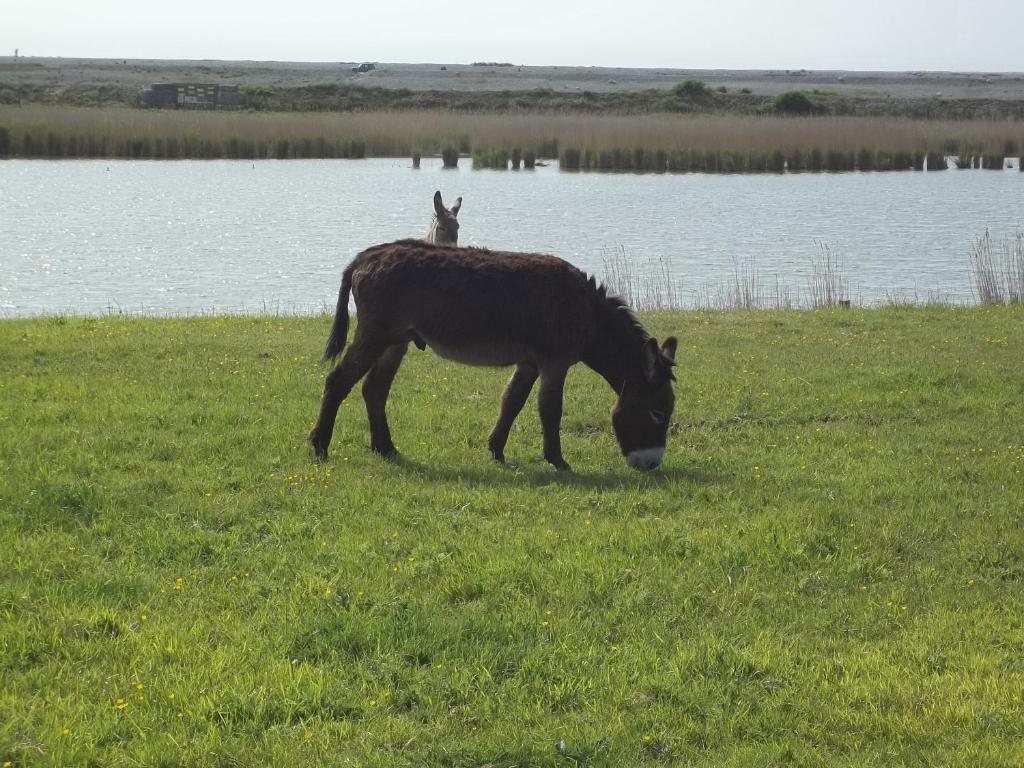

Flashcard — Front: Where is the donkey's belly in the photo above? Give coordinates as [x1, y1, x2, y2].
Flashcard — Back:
[422, 336, 526, 367]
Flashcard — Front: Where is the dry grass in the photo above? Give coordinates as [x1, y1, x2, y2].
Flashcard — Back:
[807, 242, 850, 308]
[599, 246, 682, 311]
[970, 230, 1024, 305]
[2, 105, 1023, 159]
[726, 256, 762, 310]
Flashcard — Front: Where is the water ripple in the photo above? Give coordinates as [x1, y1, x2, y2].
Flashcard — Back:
[0, 158, 1021, 316]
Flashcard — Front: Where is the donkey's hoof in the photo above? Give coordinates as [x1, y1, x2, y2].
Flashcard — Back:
[371, 444, 399, 460]
[308, 428, 329, 460]
[546, 456, 572, 472]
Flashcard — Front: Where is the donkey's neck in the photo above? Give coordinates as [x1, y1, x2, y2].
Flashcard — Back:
[581, 290, 648, 394]
[424, 219, 440, 244]
[425, 218, 456, 247]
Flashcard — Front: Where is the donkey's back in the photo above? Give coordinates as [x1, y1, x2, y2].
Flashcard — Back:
[341, 240, 595, 367]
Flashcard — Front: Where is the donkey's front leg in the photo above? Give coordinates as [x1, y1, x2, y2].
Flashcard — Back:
[537, 364, 571, 471]
[488, 363, 538, 463]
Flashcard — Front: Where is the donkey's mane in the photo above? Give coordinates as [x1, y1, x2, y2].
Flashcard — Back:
[586, 275, 651, 346]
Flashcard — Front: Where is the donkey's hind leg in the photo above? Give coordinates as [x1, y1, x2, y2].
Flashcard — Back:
[309, 331, 391, 460]
[362, 342, 409, 458]
[487, 363, 538, 464]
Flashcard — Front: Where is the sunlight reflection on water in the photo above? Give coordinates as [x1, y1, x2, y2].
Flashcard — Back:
[1, 158, 1021, 315]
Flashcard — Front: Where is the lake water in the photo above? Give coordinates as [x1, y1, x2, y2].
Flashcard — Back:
[1, 158, 1022, 316]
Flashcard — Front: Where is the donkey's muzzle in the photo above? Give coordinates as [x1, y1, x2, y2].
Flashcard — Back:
[626, 447, 664, 471]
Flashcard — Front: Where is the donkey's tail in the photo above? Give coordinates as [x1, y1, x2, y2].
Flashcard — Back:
[323, 265, 354, 363]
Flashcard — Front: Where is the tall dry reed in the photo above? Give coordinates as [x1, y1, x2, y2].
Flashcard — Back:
[807, 242, 850, 308]
[970, 230, 1024, 304]
[600, 246, 682, 311]
[2, 106, 1022, 162]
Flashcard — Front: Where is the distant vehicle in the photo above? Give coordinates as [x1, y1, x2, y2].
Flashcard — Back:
[351, 63, 376, 73]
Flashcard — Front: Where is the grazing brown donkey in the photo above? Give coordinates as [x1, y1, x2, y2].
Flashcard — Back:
[309, 240, 678, 471]
[424, 191, 463, 246]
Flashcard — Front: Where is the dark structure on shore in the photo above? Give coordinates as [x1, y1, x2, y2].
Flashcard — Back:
[140, 83, 248, 109]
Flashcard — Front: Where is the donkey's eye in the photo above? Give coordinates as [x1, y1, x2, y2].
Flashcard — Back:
[649, 410, 666, 424]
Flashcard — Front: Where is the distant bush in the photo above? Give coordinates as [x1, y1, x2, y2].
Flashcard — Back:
[0, 124, 10, 156]
[441, 146, 460, 168]
[559, 147, 581, 170]
[673, 80, 708, 97]
[773, 91, 815, 114]
[981, 152, 1005, 169]
[472, 147, 510, 169]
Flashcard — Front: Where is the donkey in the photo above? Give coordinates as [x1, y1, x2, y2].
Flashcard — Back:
[309, 240, 677, 471]
[424, 190, 462, 246]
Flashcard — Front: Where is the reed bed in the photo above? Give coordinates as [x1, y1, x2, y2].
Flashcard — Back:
[561, 146, 941, 173]
[1, 106, 1022, 170]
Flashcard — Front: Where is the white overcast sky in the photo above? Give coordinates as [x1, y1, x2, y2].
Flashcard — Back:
[5, 0, 1023, 71]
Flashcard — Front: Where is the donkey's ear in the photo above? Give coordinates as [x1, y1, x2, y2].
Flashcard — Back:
[660, 336, 678, 363]
[641, 338, 660, 382]
[450, 196, 462, 217]
[433, 190, 445, 217]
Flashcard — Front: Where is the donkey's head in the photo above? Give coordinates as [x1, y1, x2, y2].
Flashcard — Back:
[426, 190, 463, 246]
[610, 336, 678, 471]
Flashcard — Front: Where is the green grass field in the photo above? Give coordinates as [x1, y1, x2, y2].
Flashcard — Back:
[1, 308, 1022, 766]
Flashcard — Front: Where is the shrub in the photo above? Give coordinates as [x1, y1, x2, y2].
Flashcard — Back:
[673, 79, 708, 97]
[926, 151, 946, 171]
[0, 124, 9, 156]
[471, 147, 510, 169]
[824, 149, 854, 171]
[559, 147, 581, 170]
[981, 152, 1005, 169]
[773, 91, 815, 114]
[441, 146, 459, 168]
